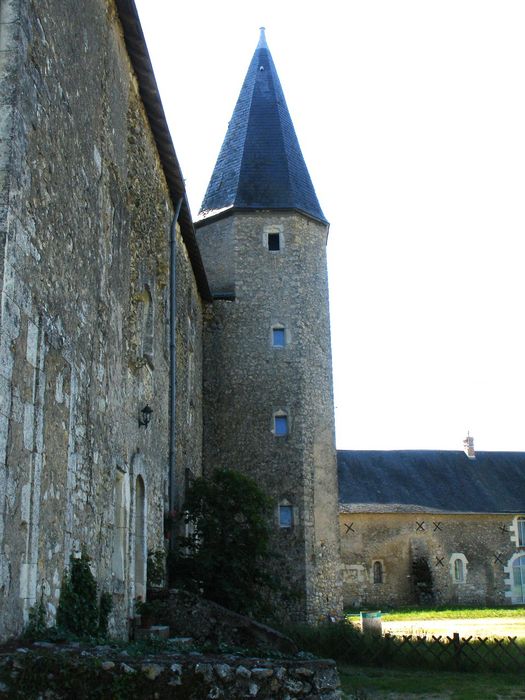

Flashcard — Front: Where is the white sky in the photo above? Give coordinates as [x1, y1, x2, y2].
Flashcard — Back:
[135, 0, 525, 452]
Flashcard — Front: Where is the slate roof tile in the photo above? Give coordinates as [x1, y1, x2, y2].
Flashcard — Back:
[199, 29, 327, 224]
[337, 449, 525, 513]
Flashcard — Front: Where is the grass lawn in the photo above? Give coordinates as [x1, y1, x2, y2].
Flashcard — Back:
[346, 606, 525, 622]
[339, 663, 525, 699]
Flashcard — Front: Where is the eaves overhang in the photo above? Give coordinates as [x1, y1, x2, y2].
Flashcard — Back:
[114, 0, 211, 302]
[194, 206, 330, 230]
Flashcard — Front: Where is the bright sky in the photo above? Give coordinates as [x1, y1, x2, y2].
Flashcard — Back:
[135, 0, 525, 452]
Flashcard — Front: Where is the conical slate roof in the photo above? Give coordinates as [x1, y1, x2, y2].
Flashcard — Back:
[198, 29, 327, 224]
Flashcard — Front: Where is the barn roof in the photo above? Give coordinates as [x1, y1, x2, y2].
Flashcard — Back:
[337, 450, 525, 514]
[197, 28, 327, 225]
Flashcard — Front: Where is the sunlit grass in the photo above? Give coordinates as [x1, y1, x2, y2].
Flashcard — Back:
[345, 606, 525, 622]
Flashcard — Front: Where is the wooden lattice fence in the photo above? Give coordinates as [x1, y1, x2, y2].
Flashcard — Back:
[354, 632, 525, 671]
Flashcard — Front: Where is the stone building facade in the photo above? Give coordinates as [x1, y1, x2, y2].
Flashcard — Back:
[196, 30, 342, 622]
[0, 0, 209, 640]
[199, 212, 341, 622]
[0, 5, 341, 639]
[338, 448, 525, 609]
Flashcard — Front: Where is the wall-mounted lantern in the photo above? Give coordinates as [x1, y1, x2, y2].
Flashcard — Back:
[138, 404, 153, 428]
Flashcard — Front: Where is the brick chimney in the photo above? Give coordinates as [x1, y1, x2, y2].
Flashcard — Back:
[463, 433, 475, 459]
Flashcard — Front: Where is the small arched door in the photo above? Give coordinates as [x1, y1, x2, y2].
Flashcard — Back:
[134, 476, 146, 600]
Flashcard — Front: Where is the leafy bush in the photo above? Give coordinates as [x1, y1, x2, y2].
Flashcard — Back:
[146, 549, 165, 588]
[169, 469, 279, 618]
[56, 552, 112, 638]
[24, 596, 47, 639]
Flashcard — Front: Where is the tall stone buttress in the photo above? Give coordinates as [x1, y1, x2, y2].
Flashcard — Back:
[195, 29, 342, 622]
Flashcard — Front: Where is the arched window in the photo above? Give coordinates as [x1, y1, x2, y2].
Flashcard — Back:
[450, 553, 468, 584]
[134, 476, 146, 600]
[512, 555, 525, 603]
[454, 558, 464, 583]
[373, 561, 383, 584]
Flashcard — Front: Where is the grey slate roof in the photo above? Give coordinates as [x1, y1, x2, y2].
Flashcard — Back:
[198, 29, 327, 224]
[337, 450, 525, 514]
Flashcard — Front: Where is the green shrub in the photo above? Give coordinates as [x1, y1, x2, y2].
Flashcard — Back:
[56, 551, 112, 638]
[24, 595, 47, 639]
[169, 469, 280, 619]
[146, 549, 165, 588]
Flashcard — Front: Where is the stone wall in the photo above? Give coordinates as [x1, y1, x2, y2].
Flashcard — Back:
[198, 211, 342, 623]
[0, 643, 341, 699]
[0, 0, 203, 640]
[147, 588, 299, 656]
[340, 511, 520, 609]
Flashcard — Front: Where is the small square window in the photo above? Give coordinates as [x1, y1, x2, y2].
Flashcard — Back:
[279, 505, 293, 528]
[268, 233, 280, 251]
[274, 414, 288, 436]
[272, 327, 285, 347]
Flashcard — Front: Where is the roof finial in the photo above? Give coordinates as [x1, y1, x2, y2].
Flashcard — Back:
[258, 27, 268, 49]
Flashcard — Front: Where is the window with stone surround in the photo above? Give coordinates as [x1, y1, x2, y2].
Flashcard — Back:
[273, 411, 288, 436]
[373, 560, 383, 584]
[263, 225, 284, 252]
[450, 553, 468, 584]
[272, 325, 286, 348]
[267, 232, 280, 251]
[454, 559, 464, 582]
[279, 500, 294, 528]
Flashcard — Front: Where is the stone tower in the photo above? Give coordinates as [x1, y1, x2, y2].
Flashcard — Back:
[195, 29, 342, 622]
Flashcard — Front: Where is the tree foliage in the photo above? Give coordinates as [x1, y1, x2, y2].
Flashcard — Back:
[170, 469, 278, 618]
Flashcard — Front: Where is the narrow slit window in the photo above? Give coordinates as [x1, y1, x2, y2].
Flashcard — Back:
[454, 558, 464, 582]
[518, 517, 525, 547]
[274, 413, 288, 436]
[268, 232, 280, 251]
[272, 326, 285, 348]
[373, 561, 383, 584]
